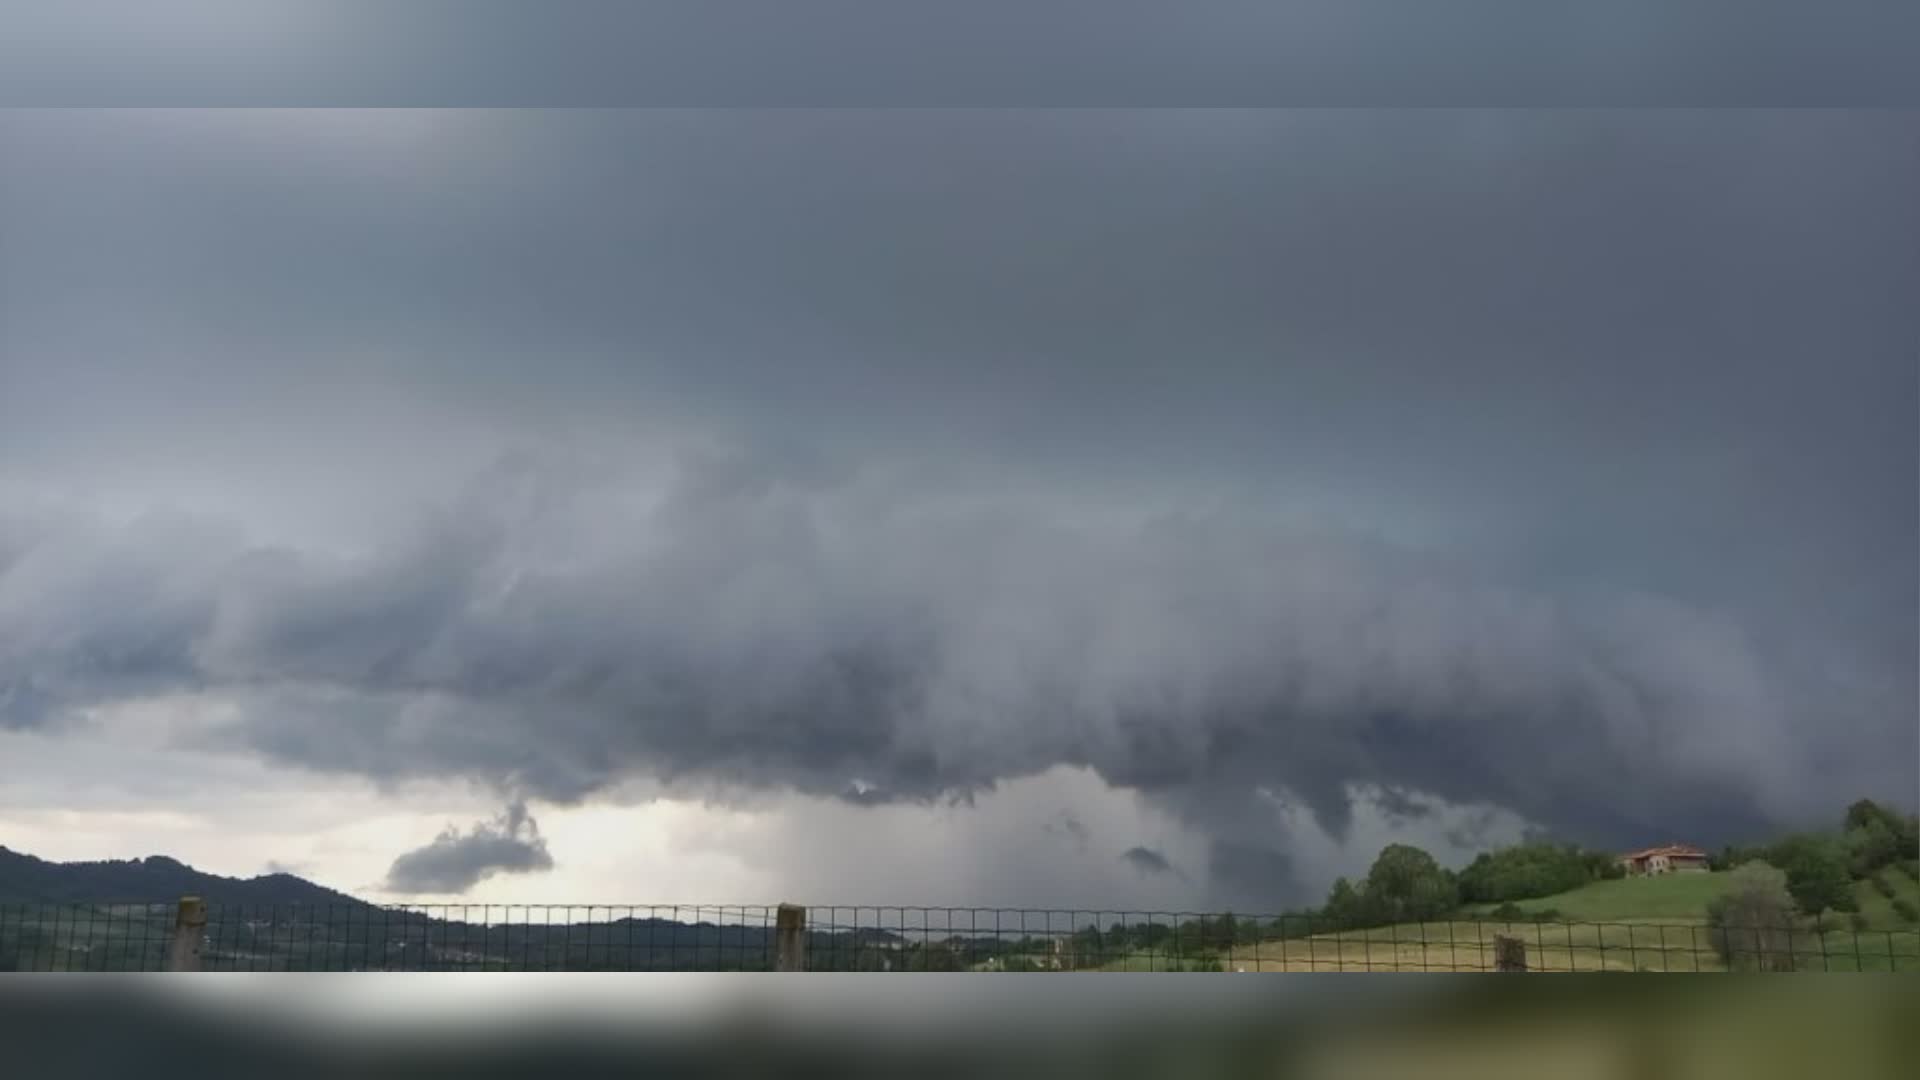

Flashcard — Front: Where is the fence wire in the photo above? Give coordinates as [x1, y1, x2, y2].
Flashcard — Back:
[1, 902, 1914, 971]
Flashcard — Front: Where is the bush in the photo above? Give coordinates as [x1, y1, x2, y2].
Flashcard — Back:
[1843, 800, 1920, 876]
[1892, 899, 1919, 924]
[1900, 860, 1920, 883]
[1706, 861, 1801, 971]
[1458, 843, 1624, 903]
[1488, 902, 1526, 922]
[1871, 873, 1897, 899]
[1321, 846, 1460, 932]
[1527, 908, 1565, 924]
[1849, 912, 1871, 933]
[1321, 877, 1371, 931]
[1766, 833, 1858, 916]
[1364, 844, 1460, 923]
[1269, 912, 1321, 940]
[908, 946, 963, 971]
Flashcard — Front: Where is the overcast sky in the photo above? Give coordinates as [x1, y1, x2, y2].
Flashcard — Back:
[1, 109, 1914, 909]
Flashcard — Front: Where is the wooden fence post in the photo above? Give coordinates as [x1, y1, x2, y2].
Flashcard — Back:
[1493, 934, 1527, 972]
[775, 904, 807, 972]
[166, 896, 207, 971]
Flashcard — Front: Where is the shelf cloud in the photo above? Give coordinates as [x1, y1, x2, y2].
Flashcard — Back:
[2, 110, 1912, 904]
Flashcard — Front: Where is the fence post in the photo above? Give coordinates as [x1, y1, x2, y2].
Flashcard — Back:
[775, 904, 807, 972]
[165, 896, 207, 972]
[1493, 934, 1527, 972]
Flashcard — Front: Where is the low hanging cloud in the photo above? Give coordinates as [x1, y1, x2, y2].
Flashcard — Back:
[0, 443, 1907, 899]
[1121, 847, 1179, 878]
[383, 801, 555, 895]
[0, 111, 1913, 906]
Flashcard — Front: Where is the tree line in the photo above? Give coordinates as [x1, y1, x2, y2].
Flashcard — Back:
[1297, 797, 1920, 939]
[1703, 800, 1919, 970]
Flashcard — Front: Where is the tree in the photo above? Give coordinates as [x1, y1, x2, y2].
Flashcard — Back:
[1364, 844, 1458, 922]
[1580, 847, 1628, 881]
[1212, 912, 1240, 950]
[1705, 860, 1799, 971]
[1457, 843, 1594, 903]
[1766, 833, 1857, 916]
[1844, 799, 1920, 867]
[1846, 816, 1900, 877]
[1322, 877, 1367, 931]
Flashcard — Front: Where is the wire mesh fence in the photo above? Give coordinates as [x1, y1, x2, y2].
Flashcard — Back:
[2, 901, 1915, 971]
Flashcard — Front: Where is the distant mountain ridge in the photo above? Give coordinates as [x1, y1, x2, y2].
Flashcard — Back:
[2, 844, 928, 971]
[0, 844, 370, 907]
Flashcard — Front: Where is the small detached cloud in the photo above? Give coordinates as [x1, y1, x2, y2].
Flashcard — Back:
[1043, 811, 1090, 852]
[383, 801, 555, 895]
[1121, 846, 1179, 878]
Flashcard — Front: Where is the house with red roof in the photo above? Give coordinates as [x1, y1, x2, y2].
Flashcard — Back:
[1617, 843, 1710, 876]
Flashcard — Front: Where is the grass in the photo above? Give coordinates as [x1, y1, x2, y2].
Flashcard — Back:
[1229, 922, 1720, 971]
[1466, 871, 1734, 921]
[1085, 921, 1720, 972]
[1086, 870, 1920, 972]
[1080, 920, 1919, 972]
[1850, 870, 1920, 931]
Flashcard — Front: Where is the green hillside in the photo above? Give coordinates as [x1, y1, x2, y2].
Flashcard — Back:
[1468, 871, 1734, 922]
[1468, 866, 1920, 930]
[1118, 870, 1920, 971]
[1851, 869, 1920, 930]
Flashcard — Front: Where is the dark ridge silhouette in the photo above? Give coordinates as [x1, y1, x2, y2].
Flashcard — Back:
[0, 844, 368, 907]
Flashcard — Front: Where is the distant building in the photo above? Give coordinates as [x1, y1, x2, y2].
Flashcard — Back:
[1618, 843, 1710, 875]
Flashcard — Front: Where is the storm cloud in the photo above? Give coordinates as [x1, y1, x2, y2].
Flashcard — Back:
[0, 448, 1892, 847]
[1, 110, 1914, 904]
[384, 801, 555, 894]
[1121, 847, 1178, 878]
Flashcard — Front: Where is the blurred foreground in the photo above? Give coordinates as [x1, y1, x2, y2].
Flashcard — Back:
[2, 973, 1912, 1079]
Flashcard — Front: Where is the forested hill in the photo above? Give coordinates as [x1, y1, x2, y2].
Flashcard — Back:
[0, 845, 369, 907]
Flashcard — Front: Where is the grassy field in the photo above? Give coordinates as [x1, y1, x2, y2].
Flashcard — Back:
[1088, 870, 1920, 972]
[1087, 922, 1735, 972]
[1079, 920, 1920, 972]
[1851, 868, 1920, 929]
[1466, 866, 1920, 929]
[1465, 871, 1733, 921]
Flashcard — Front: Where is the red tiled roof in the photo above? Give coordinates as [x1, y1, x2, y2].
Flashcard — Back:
[1619, 844, 1708, 860]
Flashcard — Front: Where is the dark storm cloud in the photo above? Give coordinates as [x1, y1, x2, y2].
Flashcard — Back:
[1121, 847, 1178, 878]
[1, 448, 1890, 853]
[0, 111, 1914, 900]
[5, 113, 1912, 617]
[4, 1, 1918, 105]
[383, 801, 555, 894]
[1207, 843, 1294, 907]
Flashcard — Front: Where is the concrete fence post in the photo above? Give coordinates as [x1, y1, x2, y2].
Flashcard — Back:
[775, 904, 807, 972]
[1493, 934, 1527, 972]
[166, 896, 207, 971]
